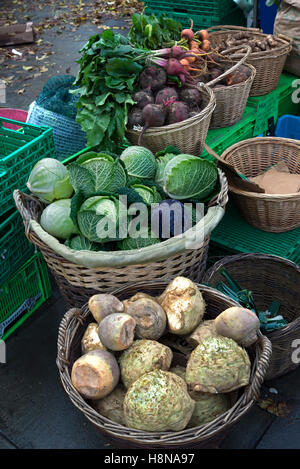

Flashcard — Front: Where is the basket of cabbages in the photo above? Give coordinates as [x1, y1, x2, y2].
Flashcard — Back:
[57, 277, 272, 449]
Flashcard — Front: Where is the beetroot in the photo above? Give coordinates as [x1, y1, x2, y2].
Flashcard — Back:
[155, 87, 178, 105]
[133, 90, 154, 109]
[138, 104, 166, 145]
[166, 101, 189, 125]
[139, 66, 167, 92]
[128, 106, 145, 129]
[179, 88, 202, 107]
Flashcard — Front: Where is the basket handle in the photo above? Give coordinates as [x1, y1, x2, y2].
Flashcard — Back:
[241, 333, 273, 405]
[207, 25, 262, 33]
[56, 308, 83, 373]
[205, 45, 252, 88]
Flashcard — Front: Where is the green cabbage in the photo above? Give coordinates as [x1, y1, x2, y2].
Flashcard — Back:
[163, 154, 218, 201]
[27, 158, 73, 204]
[155, 153, 178, 187]
[65, 235, 104, 251]
[120, 146, 156, 180]
[118, 228, 160, 250]
[130, 184, 162, 204]
[77, 195, 122, 243]
[68, 152, 127, 198]
[40, 199, 78, 240]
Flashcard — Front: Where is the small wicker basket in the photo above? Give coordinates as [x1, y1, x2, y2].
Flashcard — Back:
[204, 253, 300, 381]
[126, 83, 215, 155]
[13, 170, 228, 308]
[208, 25, 293, 96]
[56, 282, 272, 449]
[219, 137, 300, 233]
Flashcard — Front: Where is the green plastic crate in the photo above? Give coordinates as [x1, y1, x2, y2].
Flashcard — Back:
[209, 201, 300, 265]
[0, 117, 56, 217]
[144, 4, 246, 30]
[200, 106, 257, 162]
[247, 72, 300, 136]
[0, 209, 34, 285]
[0, 252, 52, 340]
[142, 0, 236, 16]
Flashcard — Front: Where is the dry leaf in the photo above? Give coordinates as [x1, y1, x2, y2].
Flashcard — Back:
[22, 65, 34, 71]
[17, 88, 25, 95]
[258, 397, 293, 418]
[40, 66, 48, 73]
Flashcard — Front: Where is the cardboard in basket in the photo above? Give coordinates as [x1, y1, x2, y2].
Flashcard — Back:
[0, 22, 34, 47]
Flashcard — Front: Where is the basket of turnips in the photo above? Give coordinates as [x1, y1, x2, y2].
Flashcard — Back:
[207, 25, 293, 96]
[56, 277, 272, 449]
[14, 145, 228, 308]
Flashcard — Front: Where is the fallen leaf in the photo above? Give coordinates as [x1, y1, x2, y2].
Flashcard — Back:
[257, 397, 293, 418]
[17, 88, 25, 94]
[22, 65, 34, 71]
[40, 66, 48, 73]
[66, 67, 71, 74]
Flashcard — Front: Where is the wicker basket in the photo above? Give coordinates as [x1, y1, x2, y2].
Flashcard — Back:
[219, 137, 300, 233]
[126, 83, 216, 156]
[13, 170, 228, 308]
[208, 25, 293, 96]
[56, 281, 272, 449]
[204, 253, 300, 381]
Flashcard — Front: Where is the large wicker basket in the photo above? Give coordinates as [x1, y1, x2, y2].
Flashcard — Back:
[208, 25, 292, 96]
[13, 170, 228, 308]
[219, 137, 300, 233]
[204, 253, 300, 381]
[126, 83, 215, 155]
[56, 281, 272, 449]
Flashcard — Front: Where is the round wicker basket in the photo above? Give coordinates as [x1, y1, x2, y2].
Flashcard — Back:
[13, 170, 228, 308]
[56, 281, 272, 449]
[220, 137, 300, 233]
[204, 253, 300, 381]
[209, 63, 256, 129]
[126, 83, 215, 155]
[207, 25, 293, 96]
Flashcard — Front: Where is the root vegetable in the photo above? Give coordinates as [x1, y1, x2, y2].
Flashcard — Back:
[126, 298, 167, 340]
[127, 106, 145, 128]
[71, 350, 120, 399]
[181, 19, 194, 42]
[158, 277, 206, 335]
[133, 90, 154, 109]
[187, 320, 219, 348]
[166, 101, 189, 125]
[119, 339, 173, 388]
[81, 322, 107, 354]
[91, 385, 127, 425]
[138, 103, 166, 145]
[98, 313, 136, 351]
[197, 30, 209, 42]
[215, 307, 260, 347]
[201, 40, 210, 51]
[139, 66, 167, 92]
[155, 87, 178, 105]
[179, 87, 202, 106]
[123, 292, 157, 312]
[88, 294, 124, 323]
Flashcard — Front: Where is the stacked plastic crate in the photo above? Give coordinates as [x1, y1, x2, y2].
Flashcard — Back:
[0, 117, 54, 339]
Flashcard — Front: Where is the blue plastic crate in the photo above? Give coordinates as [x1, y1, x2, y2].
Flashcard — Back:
[275, 115, 300, 140]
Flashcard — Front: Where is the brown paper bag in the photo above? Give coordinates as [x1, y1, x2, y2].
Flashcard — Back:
[274, 0, 300, 76]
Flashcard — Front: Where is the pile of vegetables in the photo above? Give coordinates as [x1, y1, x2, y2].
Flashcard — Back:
[215, 31, 280, 54]
[26, 147, 218, 250]
[70, 277, 258, 432]
[72, 17, 254, 151]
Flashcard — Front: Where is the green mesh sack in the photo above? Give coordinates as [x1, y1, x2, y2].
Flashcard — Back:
[35, 75, 79, 120]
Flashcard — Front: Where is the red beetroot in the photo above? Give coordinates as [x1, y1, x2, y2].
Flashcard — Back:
[166, 101, 189, 125]
[133, 90, 154, 109]
[155, 87, 178, 105]
[128, 106, 145, 129]
[139, 66, 167, 92]
[138, 104, 166, 145]
[179, 88, 202, 106]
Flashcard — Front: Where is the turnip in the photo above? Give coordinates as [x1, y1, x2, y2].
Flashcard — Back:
[166, 101, 189, 125]
[133, 90, 154, 109]
[138, 103, 166, 145]
[127, 106, 145, 128]
[71, 349, 120, 399]
[214, 307, 260, 347]
[139, 66, 167, 92]
[88, 294, 124, 323]
[126, 298, 167, 340]
[98, 313, 136, 351]
[155, 87, 178, 105]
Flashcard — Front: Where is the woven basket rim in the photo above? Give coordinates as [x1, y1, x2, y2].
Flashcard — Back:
[56, 281, 272, 445]
[221, 137, 300, 199]
[203, 252, 300, 340]
[208, 26, 292, 58]
[126, 83, 215, 137]
[210, 63, 256, 93]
